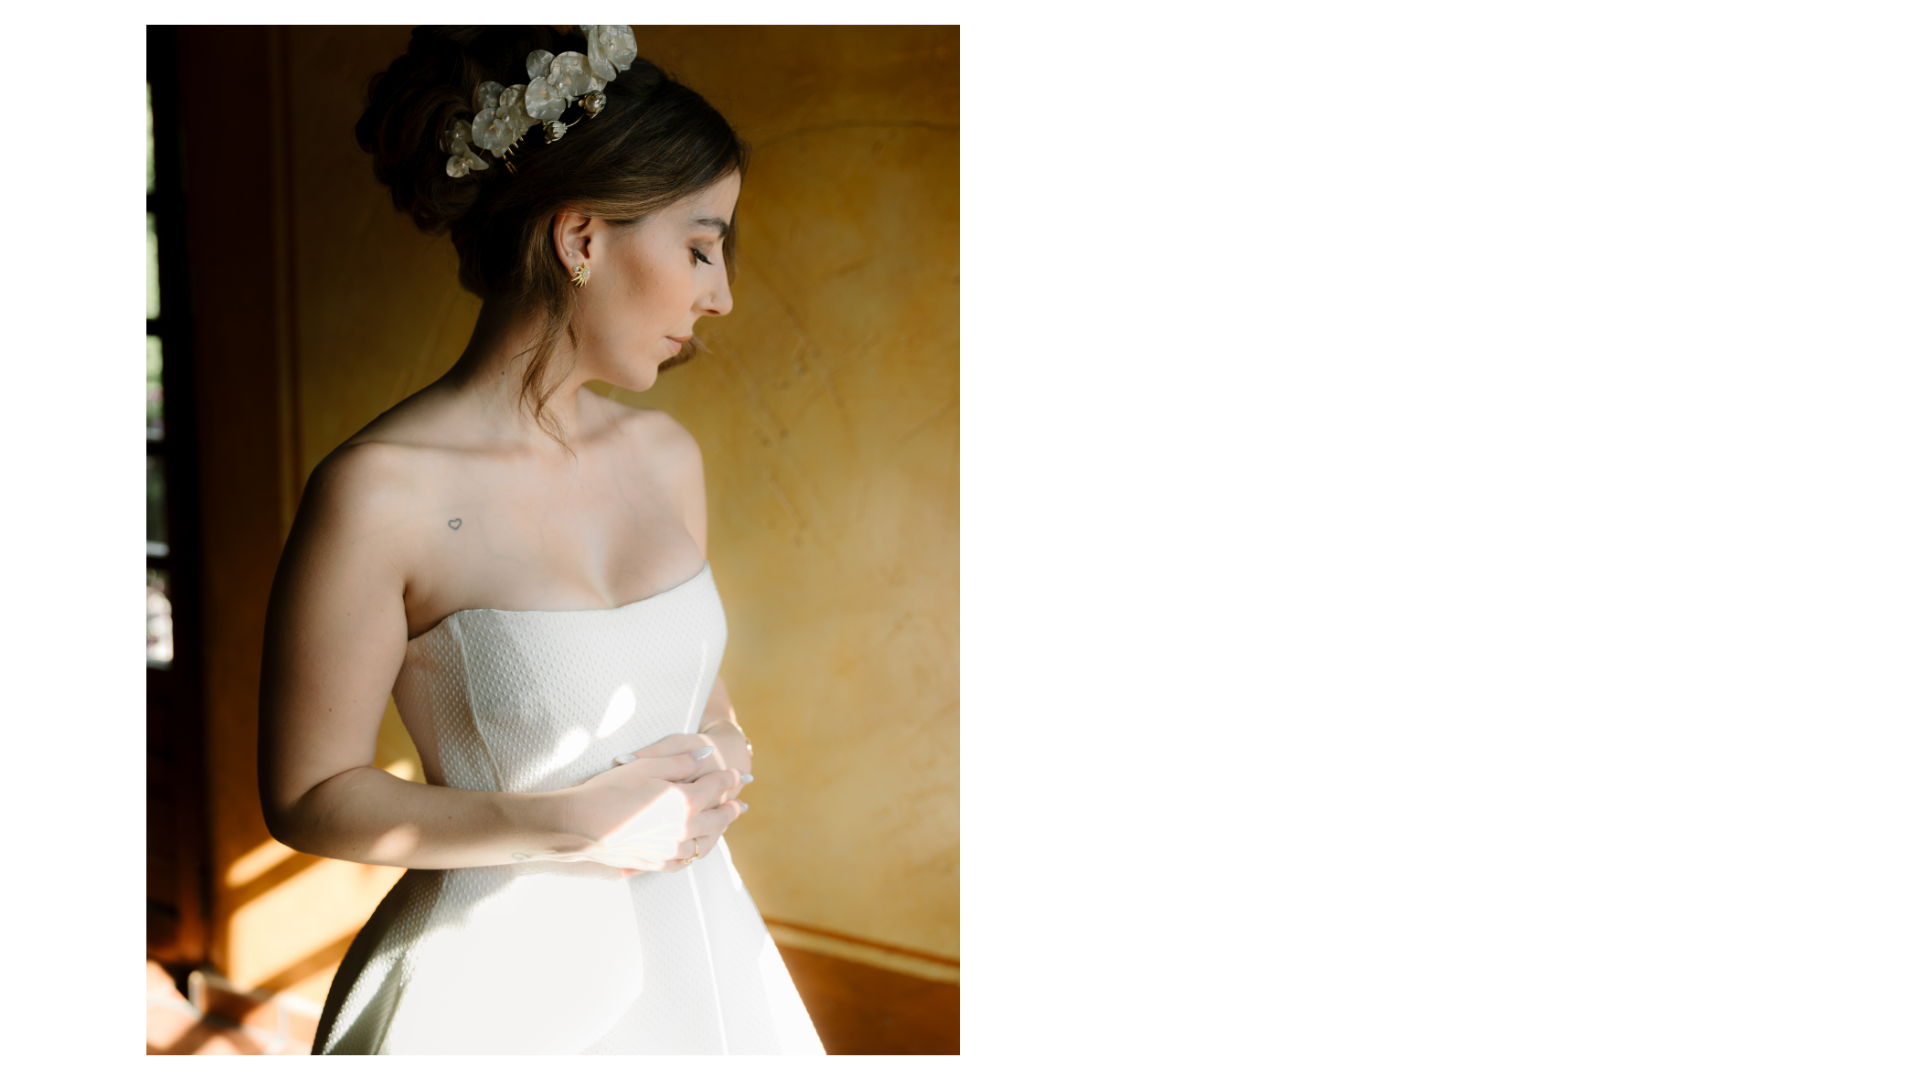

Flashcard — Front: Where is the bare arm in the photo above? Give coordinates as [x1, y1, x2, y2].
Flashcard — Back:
[257, 444, 723, 869]
[660, 419, 753, 784]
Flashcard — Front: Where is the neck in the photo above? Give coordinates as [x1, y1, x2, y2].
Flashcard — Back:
[441, 299, 603, 449]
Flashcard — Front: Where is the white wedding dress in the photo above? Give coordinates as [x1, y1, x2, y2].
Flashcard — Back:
[313, 565, 824, 1054]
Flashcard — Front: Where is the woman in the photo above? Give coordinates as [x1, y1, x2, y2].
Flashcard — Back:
[257, 25, 824, 1054]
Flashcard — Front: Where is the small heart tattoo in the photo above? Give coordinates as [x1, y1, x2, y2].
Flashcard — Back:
[448, 519, 462, 530]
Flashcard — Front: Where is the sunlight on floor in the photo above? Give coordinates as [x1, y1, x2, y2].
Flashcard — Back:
[146, 961, 314, 1055]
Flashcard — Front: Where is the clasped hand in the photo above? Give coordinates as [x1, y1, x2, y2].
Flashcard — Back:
[548, 730, 753, 875]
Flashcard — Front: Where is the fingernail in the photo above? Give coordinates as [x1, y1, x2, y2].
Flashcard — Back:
[614, 753, 636, 765]
[739, 773, 755, 784]
[737, 801, 749, 811]
[693, 746, 716, 761]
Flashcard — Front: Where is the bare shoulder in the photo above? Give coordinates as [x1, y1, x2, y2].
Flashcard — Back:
[280, 435, 468, 600]
[592, 396, 708, 552]
[596, 396, 704, 481]
[297, 438, 434, 535]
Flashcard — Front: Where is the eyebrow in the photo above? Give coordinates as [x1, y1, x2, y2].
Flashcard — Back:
[690, 216, 732, 237]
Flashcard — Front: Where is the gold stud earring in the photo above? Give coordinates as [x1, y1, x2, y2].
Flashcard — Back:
[570, 263, 591, 288]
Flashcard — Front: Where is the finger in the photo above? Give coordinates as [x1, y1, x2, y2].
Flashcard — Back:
[610, 750, 704, 781]
[612, 745, 710, 767]
[608, 752, 694, 782]
[670, 833, 723, 869]
[629, 733, 712, 759]
[725, 771, 755, 802]
[682, 768, 741, 809]
[687, 733, 726, 779]
[689, 799, 747, 837]
[625, 856, 679, 874]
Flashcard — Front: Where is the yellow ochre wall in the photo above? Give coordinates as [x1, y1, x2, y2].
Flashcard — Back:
[206, 26, 957, 1004]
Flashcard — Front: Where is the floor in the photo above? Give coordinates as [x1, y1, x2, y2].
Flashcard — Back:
[146, 961, 313, 1055]
[147, 942, 958, 1054]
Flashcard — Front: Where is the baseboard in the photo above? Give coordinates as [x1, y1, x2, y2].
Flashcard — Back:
[762, 917, 959, 983]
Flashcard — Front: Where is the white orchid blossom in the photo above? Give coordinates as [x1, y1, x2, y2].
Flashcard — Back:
[497, 84, 537, 137]
[524, 75, 568, 121]
[469, 105, 516, 152]
[548, 52, 596, 97]
[442, 118, 491, 177]
[581, 24, 637, 82]
[440, 116, 467, 154]
[518, 75, 560, 121]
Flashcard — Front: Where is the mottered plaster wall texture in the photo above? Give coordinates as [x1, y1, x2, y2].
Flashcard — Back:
[216, 26, 957, 997]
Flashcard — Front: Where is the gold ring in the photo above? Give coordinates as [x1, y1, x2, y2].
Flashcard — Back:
[685, 838, 702, 865]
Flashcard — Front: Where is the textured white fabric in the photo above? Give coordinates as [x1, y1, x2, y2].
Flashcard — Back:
[314, 565, 823, 1055]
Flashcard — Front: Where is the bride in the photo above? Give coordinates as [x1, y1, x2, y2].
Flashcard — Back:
[256, 25, 824, 1054]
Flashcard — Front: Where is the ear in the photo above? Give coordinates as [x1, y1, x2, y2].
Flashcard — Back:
[552, 209, 594, 271]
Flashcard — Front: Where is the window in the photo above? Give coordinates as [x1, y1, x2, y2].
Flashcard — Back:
[146, 27, 210, 968]
[147, 81, 172, 664]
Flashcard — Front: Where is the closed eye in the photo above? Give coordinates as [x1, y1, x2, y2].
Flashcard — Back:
[691, 247, 713, 266]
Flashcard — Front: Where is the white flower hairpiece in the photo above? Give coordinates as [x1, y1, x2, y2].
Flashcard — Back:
[444, 25, 638, 178]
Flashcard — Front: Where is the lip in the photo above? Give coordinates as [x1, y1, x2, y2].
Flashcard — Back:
[666, 335, 692, 345]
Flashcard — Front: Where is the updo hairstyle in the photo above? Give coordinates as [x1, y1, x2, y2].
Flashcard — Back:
[356, 26, 747, 438]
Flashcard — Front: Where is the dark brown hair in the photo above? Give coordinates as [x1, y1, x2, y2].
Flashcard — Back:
[356, 26, 747, 440]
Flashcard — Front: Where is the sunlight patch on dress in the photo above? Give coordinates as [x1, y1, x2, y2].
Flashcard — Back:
[597, 684, 637, 737]
[541, 728, 592, 773]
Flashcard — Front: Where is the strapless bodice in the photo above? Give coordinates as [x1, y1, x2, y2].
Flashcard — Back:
[393, 564, 726, 794]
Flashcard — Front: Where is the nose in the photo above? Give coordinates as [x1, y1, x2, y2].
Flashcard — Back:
[700, 270, 732, 318]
